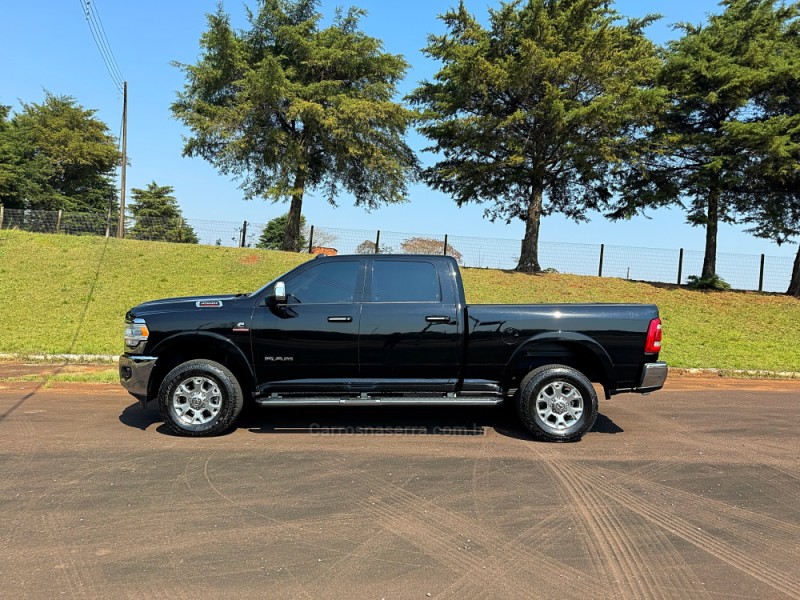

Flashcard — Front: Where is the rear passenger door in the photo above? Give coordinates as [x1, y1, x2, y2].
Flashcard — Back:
[358, 258, 460, 387]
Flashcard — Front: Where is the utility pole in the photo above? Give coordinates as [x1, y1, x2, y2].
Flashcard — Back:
[117, 81, 128, 238]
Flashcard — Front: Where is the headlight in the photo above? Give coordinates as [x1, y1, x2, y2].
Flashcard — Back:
[124, 318, 150, 351]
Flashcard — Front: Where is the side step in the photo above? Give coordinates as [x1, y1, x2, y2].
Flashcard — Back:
[254, 396, 503, 407]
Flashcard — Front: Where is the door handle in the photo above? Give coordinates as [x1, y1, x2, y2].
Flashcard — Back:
[327, 316, 353, 323]
[425, 315, 450, 323]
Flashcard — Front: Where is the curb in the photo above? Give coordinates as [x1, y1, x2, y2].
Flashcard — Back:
[0, 353, 118, 364]
[671, 367, 800, 380]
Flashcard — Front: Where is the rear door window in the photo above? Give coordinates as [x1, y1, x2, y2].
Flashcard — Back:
[370, 261, 441, 302]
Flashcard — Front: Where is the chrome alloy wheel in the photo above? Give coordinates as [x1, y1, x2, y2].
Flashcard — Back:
[171, 376, 223, 425]
[535, 380, 584, 430]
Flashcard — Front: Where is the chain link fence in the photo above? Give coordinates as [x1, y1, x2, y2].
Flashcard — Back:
[0, 205, 796, 294]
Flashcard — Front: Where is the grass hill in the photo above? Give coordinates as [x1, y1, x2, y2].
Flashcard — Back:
[1, 229, 798, 372]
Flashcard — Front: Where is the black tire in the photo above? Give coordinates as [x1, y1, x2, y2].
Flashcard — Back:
[517, 365, 598, 442]
[158, 359, 244, 437]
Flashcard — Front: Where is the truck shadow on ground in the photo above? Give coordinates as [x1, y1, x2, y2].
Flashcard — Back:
[119, 402, 623, 440]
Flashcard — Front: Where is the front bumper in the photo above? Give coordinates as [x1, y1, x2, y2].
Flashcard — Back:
[119, 354, 157, 407]
[634, 361, 668, 393]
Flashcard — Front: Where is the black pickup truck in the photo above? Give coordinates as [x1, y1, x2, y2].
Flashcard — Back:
[120, 254, 667, 442]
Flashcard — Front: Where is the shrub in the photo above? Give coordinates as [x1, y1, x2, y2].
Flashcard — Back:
[686, 274, 731, 291]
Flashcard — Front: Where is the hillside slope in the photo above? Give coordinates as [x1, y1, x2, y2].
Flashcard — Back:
[1, 230, 798, 371]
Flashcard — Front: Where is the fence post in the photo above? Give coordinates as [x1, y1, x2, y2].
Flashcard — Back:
[56, 209, 63, 234]
[758, 254, 765, 292]
[0, 204, 4, 229]
[308, 225, 314, 253]
[443, 234, 448, 256]
[598, 244, 604, 277]
[375, 230, 381, 254]
[240, 221, 248, 248]
[677, 248, 684, 285]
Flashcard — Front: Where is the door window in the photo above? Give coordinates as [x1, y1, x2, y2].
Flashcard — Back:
[370, 261, 441, 302]
[286, 261, 360, 304]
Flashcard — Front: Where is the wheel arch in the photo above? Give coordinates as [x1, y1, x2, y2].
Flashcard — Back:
[148, 332, 255, 401]
[503, 331, 616, 397]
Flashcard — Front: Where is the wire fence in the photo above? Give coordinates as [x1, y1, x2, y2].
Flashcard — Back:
[0, 205, 796, 294]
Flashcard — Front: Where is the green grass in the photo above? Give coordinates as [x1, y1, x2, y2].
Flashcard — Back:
[0, 230, 309, 356]
[1, 229, 799, 371]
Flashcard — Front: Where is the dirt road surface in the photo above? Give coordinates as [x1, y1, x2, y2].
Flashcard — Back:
[1, 376, 798, 599]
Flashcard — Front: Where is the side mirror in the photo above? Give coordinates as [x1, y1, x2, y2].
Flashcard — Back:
[274, 281, 287, 303]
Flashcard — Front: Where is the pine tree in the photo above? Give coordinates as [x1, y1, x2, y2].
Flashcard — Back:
[410, 0, 661, 272]
[128, 182, 198, 244]
[611, 0, 799, 282]
[172, 0, 417, 252]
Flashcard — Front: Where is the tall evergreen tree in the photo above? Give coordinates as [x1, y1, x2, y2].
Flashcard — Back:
[735, 1, 800, 296]
[7, 93, 120, 212]
[742, 179, 800, 296]
[172, 0, 417, 252]
[610, 0, 798, 281]
[0, 106, 36, 209]
[410, 0, 661, 272]
[128, 182, 198, 243]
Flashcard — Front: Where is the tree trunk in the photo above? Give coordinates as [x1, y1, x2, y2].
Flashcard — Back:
[281, 171, 306, 252]
[701, 188, 719, 279]
[787, 244, 800, 297]
[515, 183, 544, 273]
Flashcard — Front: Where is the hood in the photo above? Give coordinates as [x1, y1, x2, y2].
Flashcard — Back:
[127, 293, 247, 318]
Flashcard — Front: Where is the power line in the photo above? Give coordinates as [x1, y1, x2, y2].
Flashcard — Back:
[76, 0, 128, 239]
[87, 2, 123, 77]
[87, 0, 124, 85]
[77, 0, 124, 93]
[84, 1, 123, 91]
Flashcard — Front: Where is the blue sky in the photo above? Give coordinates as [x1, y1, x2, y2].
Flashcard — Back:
[2, 0, 795, 259]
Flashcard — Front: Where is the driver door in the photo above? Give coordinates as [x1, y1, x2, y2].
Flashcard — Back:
[251, 259, 365, 393]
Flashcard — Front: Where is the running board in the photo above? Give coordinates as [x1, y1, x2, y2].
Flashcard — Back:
[254, 396, 503, 407]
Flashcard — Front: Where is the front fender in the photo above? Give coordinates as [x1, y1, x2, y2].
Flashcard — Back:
[149, 331, 256, 388]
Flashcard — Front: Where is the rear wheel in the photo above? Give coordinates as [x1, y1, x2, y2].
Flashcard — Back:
[158, 359, 244, 436]
[517, 365, 598, 442]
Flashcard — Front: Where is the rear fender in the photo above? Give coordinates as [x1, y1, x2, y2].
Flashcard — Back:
[503, 331, 616, 393]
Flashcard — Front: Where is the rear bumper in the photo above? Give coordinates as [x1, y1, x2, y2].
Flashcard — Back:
[634, 361, 668, 393]
[119, 354, 157, 407]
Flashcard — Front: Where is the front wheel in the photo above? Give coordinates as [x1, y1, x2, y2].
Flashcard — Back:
[517, 365, 598, 442]
[158, 359, 244, 436]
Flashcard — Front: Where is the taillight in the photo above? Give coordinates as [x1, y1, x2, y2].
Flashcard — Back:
[645, 318, 662, 353]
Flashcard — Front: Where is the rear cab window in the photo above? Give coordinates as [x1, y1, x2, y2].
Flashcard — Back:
[369, 260, 442, 303]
